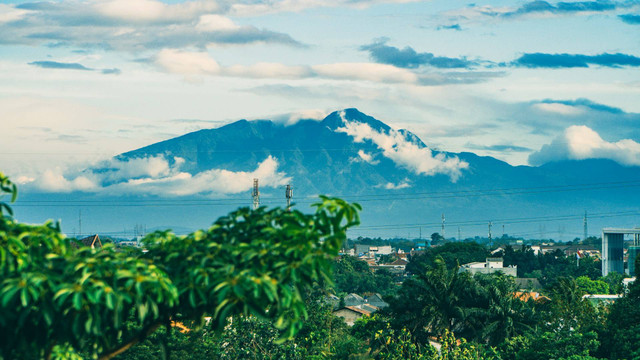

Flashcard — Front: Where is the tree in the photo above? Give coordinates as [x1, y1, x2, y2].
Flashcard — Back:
[407, 241, 489, 274]
[575, 276, 609, 295]
[0, 174, 361, 360]
[471, 274, 536, 346]
[332, 256, 397, 296]
[598, 277, 640, 359]
[387, 257, 474, 342]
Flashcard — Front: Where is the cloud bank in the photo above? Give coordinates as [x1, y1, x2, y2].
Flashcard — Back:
[360, 38, 474, 69]
[446, 0, 635, 22]
[514, 53, 640, 68]
[28, 60, 121, 75]
[335, 112, 468, 181]
[27, 155, 291, 196]
[619, 13, 640, 24]
[153, 48, 500, 85]
[529, 125, 640, 166]
[0, 1, 303, 51]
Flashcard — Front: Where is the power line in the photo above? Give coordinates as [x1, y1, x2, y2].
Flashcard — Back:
[349, 210, 640, 231]
[12, 179, 640, 207]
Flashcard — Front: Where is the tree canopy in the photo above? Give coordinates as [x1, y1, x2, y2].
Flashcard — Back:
[0, 172, 361, 359]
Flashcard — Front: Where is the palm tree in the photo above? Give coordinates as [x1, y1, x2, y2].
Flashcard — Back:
[474, 273, 535, 346]
[416, 257, 473, 337]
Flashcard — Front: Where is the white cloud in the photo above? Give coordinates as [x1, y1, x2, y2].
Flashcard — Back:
[153, 50, 421, 84]
[224, 62, 312, 79]
[0, 1, 300, 51]
[111, 155, 289, 196]
[93, 0, 225, 24]
[351, 150, 380, 165]
[529, 125, 640, 166]
[155, 49, 221, 77]
[312, 63, 418, 84]
[378, 181, 411, 190]
[95, 0, 167, 22]
[196, 14, 241, 32]
[39, 168, 98, 193]
[230, 0, 421, 16]
[26, 155, 290, 196]
[285, 109, 327, 125]
[335, 112, 468, 181]
[0, 4, 29, 24]
[533, 102, 585, 116]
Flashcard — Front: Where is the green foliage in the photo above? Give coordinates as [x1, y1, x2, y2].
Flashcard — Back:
[388, 258, 537, 348]
[599, 280, 640, 359]
[502, 246, 601, 284]
[387, 257, 475, 342]
[471, 274, 537, 346]
[368, 327, 499, 360]
[407, 241, 490, 274]
[0, 173, 361, 360]
[576, 276, 609, 295]
[601, 272, 624, 295]
[0, 172, 17, 217]
[332, 256, 397, 296]
[514, 330, 600, 360]
[371, 326, 436, 360]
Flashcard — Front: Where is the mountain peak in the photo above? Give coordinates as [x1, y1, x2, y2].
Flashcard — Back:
[321, 108, 392, 132]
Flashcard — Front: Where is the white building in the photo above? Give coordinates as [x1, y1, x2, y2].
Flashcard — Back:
[460, 258, 517, 277]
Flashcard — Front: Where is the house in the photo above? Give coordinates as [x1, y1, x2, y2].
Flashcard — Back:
[460, 258, 517, 277]
[354, 244, 393, 257]
[371, 258, 408, 274]
[344, 293, 366, 307]
[365, 293, 389, 309]
[72, 234, 103, 249]
[333, 306, 371, 326]
[515, 278, 543, 291]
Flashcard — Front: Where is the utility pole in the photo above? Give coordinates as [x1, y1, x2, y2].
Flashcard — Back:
[583, 210, 588, 241]
[252, 178, 260, 210]
[285, 184, 293, 210]
[441, 213, 445, 239]
[502, 224, 505, 238]
[458, 226, 461, 241]
[419, 226, 422, 240]
[78, 210, 82, 239]
[488, 221, 493, 248]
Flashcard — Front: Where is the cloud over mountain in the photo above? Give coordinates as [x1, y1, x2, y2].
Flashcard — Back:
[529, 125, 640, 166]
[28, 155, 290, 196]
[335, 111, 468, 181]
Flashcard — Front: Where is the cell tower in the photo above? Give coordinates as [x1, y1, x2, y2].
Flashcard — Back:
[285, 184, 293, 210]
[583, 210, 588, 241]
[252, 178, 260, 210]
[488, 221, 493, 247]
[441, 213, 445, 238]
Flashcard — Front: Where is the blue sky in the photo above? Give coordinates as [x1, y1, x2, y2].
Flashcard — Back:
[1, 0, 640, 185]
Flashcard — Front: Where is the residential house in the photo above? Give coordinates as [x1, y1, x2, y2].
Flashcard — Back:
[460, 258, 517, 277]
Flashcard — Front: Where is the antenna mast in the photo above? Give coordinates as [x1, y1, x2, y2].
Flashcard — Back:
[583, 210, 588, 241]
[252, 178, 260, 210]
[488, 221, 493, 247]
[285, 184, 293, 210]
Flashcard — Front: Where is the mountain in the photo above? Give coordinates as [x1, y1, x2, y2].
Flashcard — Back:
[17, 109, 640, 240]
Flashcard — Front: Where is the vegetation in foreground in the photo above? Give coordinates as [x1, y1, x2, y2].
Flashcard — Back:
[1, 172, 640, 359]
